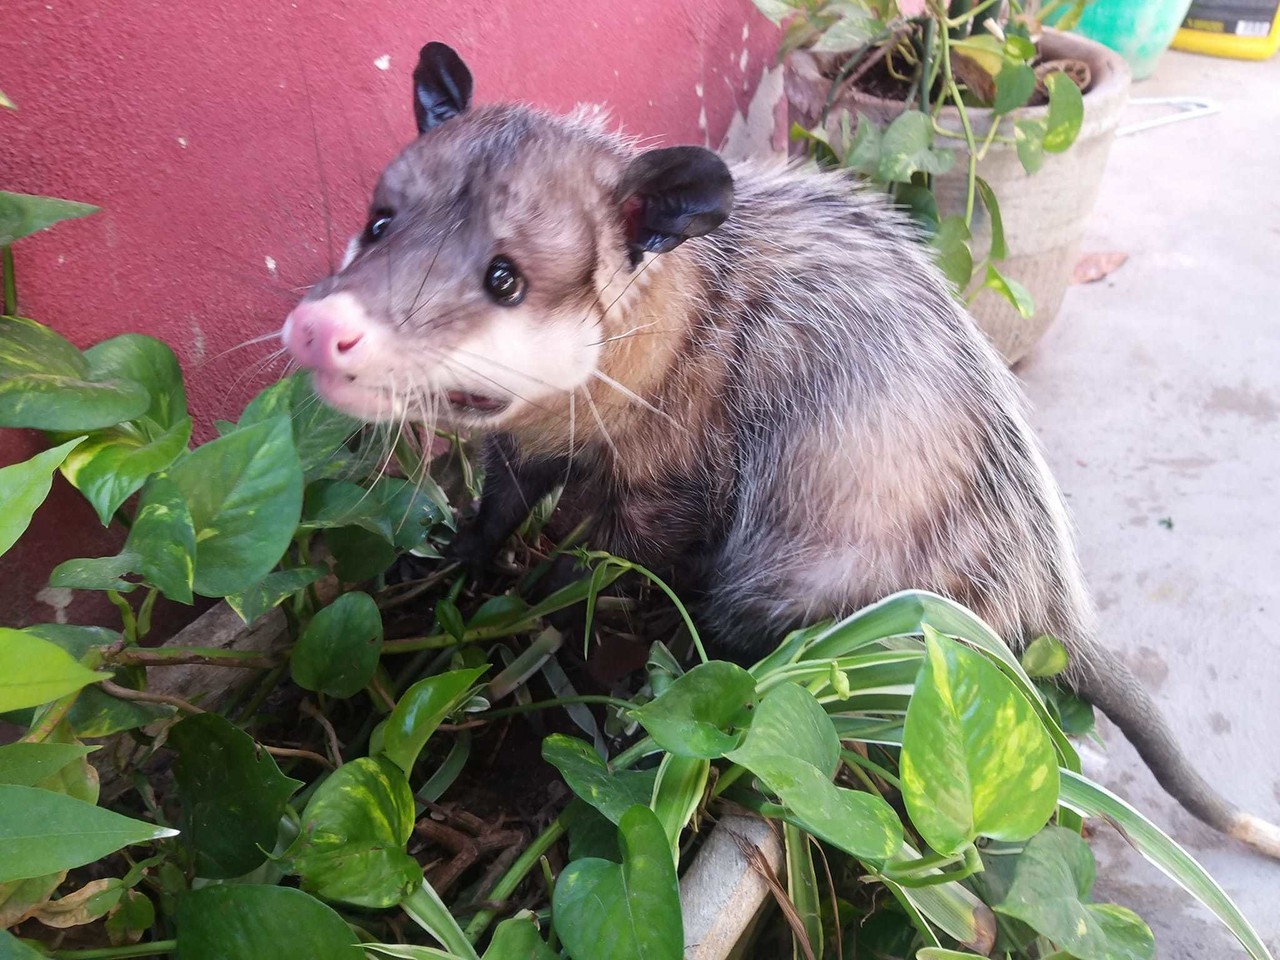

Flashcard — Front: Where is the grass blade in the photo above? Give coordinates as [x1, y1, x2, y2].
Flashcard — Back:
[783, 823, 823, 960]
[1059, 770, 1274, 960]
[402, 882, 479, 960]
[650, 753, 710, 865]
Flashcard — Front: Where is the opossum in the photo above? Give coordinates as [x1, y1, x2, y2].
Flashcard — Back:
[281, 41, 1280, 858]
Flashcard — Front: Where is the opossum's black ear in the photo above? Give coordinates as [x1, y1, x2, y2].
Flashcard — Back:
[617, 146, 734, 259]
[413, 42, 473, 134]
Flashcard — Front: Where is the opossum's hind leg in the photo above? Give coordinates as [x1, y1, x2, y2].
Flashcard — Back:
[1073, 645, 1280, 859]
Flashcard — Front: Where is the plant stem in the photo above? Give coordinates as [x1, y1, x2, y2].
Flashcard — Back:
[916, 17, 936, 111]
[382, 567, 622, 655]
[947, 0, 1002, 29]
[841, 747, 903, 790]
[948, 79, 979, 224]
[53, 941, 177, 959]
[380, 632, 464, 654]
[710, 762, 748, 799]
[475, 694, 635, 721]
[101, 679, 205, 714]
[106, 645, 283, 669]
[462, 816, 567, 943]
[1, 245, 16, 315]
[456, 734, 655, 942]
[234, 663, 287, 723]
[974, 116, 1002, 162]
[611, 736, 658, 770]
[819, 30, 896, 127]
[108, 591, 138, 643]
[936, 0, 972, 225]
[21, 691, 80, 742]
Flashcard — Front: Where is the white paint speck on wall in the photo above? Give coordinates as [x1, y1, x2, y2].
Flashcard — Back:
[177, 136, 189, 148]
[37, 587, 74, 624]
[190, 319, 206, 363]
[265, 256, 278, 276]
[374, 55, 391, 71]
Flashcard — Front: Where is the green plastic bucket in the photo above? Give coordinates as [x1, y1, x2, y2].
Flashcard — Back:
[1070, 0, 1196, 79]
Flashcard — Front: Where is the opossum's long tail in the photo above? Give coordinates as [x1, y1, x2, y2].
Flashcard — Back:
[1074, 645, 1280, 860]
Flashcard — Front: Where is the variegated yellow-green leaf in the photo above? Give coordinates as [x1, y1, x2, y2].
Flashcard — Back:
[19, 624, 170, 737]
[284, 756, 419, 909]
[84, 334, 186, 427]
[226, 564, 326, 624]
[125, 475, 196, 603]
[878, 111, 955, 183]
[901, 627, 1058, 856]
[1043, 72, 1085, 154]
[53, 334, 191, 523]
[49, 552, 140, 593]
[58, 416, 191, 525]
[993, 827, 1154, 960]
[993, 62, 1037, 115]
[984, 263, 1035, 319]
[0, 317, 148, 431]
[728, 681, 839, 776]
[301, 476, 442, 551]
[1021, 634, 1069, 678]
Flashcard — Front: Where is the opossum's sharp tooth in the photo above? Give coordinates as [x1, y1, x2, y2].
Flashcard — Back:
[445, 390, 509, 414]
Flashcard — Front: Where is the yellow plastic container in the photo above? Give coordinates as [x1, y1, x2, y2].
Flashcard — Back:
[1172, 0, 1280, 59]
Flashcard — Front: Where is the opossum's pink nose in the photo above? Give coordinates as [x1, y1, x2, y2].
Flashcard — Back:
[282, 298, 369, 372]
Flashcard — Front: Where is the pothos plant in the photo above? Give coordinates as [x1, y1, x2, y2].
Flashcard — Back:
[752, 0, 1094, 317]
[0, 117, 1273, 960]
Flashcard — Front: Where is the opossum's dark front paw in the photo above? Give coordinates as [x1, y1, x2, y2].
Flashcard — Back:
[442, 525, 501, 577]
[546, 603, 586, 639]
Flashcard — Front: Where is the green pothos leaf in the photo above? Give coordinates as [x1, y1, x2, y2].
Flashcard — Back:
[0, 191, 98, 246]
[0, 437, 84, 560]
[983, 262, 1035, 318]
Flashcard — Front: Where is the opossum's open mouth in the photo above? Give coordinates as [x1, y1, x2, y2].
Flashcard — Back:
[445, 390, 509, 415]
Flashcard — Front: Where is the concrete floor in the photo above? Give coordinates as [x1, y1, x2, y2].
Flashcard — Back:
[1017, 49, 1280, 959]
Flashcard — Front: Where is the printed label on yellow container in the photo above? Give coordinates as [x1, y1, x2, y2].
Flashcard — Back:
[1173, 0, 1280, 58]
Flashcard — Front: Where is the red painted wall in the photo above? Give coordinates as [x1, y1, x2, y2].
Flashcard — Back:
[0, 0, 777, 628]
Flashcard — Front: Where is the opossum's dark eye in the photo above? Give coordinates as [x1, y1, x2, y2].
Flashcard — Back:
[363, 211, 394, 244]
[484, 256, 526, 306]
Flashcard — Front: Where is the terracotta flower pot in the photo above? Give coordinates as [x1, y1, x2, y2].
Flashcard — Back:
[786, 29, 1131, 364]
